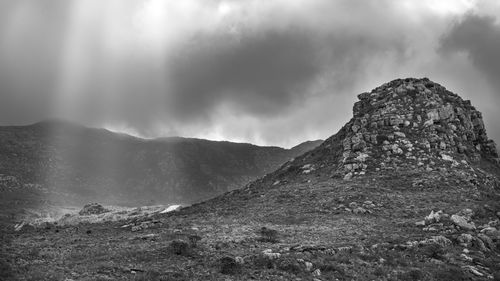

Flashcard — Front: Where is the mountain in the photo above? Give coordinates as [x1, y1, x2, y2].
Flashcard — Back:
[4, 78, 500, 280]
[0, 120, 322, 205]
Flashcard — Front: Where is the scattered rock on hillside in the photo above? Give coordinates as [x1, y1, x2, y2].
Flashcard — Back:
[78, 203, 109, 216]
[451, 214, 475, 231]
[425, 210, 447, 224]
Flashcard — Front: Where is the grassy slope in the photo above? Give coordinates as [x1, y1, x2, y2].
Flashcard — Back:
[3, 167, 500, 281]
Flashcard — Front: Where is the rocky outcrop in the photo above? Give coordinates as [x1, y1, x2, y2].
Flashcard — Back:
[79, 203, 109, 216]
[320, 78, 498, 179]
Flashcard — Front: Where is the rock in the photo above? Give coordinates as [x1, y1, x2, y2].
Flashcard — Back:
[353, 207, 367, 214]
[477, 233, 494, 250]
[415, 220, 426, 226]
[462, 265, 484, 277]
[441, 154, 453, 161]
[456, 209, 474, 221]
[235, 256, 244, 265]
[480, 227, 500, 240]
[312, 269, 321, 276]
[14, 221, 26, 232]
[343, 172, 353, 180]
[472, 236, 488, 252]
[330, 78, 498, 180]
[305, 261, 313, 271]
[451, 215, 475, 230]
[430, 235, 452, 247]
[262, 249, 281, 260]
[425, 210, 445, 224]
[394, 132, 406, 138]
[78, 203, 109, 216]
[457, 233, 473, 246]
[460, 253, 473, 262]
[489, 219, 500, 227]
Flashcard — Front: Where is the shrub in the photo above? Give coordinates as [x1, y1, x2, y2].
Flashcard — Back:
[252, 254, 274, 269]
[258, 227, 279, 243]
[188, 234, 202, 248]
[277, 258, 302, 275]
[169, 240, 190, 256]
[418, 243, 445, 260]
[373, 266, 386, 277]
[219, 257, 241, 275]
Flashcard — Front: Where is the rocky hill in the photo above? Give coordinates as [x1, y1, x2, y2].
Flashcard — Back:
[272, 77, 499, 182]
[3, 78, 500, 281]
[0, 120, 322, 205]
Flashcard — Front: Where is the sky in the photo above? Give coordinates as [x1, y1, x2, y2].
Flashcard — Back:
[0, 0, 499, 148]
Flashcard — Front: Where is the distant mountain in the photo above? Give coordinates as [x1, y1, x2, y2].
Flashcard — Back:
[0, 120, 321, 205]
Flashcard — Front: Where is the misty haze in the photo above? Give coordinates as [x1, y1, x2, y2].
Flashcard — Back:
[1, 1, 500, 280]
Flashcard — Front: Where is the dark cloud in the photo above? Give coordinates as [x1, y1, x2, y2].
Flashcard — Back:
[167, 29, 322, 121]
[165, 19, 409, 125]
[440, 14, 500, 94]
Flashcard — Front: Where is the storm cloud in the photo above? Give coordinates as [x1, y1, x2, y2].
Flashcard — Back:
[441, 14, 500, 95]
[1, 0, 500, 147]
[439, 13, 500, 142]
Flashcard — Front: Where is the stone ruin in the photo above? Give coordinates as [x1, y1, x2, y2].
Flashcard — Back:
[320, 78, 498, 180]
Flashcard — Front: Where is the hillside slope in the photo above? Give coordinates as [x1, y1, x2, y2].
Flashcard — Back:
[0, 120, 321, 205]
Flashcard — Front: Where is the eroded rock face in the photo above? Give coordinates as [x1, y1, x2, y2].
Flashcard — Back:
[327, 78, 498, 178]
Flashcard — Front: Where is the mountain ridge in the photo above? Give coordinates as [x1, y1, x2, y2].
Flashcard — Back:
[0, 120, 322, 206]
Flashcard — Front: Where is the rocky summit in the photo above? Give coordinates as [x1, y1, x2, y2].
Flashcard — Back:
[288, 78, 498, 182]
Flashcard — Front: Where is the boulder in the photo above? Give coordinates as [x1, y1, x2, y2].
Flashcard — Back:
[79, 203, 109, 216]
[451, 214, 475, 230]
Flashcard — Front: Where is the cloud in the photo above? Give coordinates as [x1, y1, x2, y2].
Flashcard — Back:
[440, 14, 500, 94]
[166, 28, 322, 121]
[162, 0, 414, 127]
[1, 0, 500, 147]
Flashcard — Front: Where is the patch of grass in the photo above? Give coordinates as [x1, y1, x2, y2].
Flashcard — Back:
[133, 270, 161, 281]
[398, 268, 424, 281]
[0, 259, 16, 281]
[373, 266, 387, 277]
[276, 257, 302, 275]
[493, 271, 500, 281]
[416, 243, 445, 260]
[432, 266, 469, 281]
